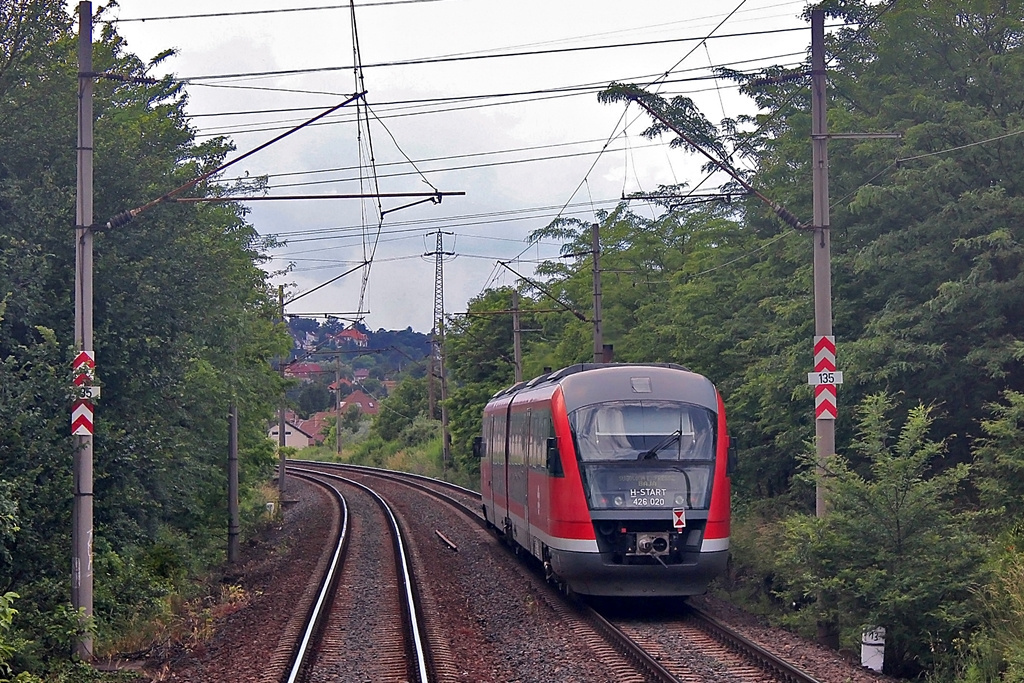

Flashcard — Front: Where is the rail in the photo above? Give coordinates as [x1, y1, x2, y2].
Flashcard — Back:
[290, 466, 433, 683]
[282, 472, 349, 683]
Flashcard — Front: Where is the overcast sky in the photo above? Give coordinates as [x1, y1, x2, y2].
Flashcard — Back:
[86, 0, 820, 332]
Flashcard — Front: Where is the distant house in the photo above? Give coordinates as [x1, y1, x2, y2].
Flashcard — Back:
[328, 377, 352, 392]
[301, 411, 336, 445]
[353, 368, 370, 381]
[334, 327, 369, 348]
[284, 361, 322, 381]
[340, 389, 379, 415]
[267, 420, 315, 449]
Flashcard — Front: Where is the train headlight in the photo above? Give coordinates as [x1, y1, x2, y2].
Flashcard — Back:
[674, 494, 686, 506]
[613, 495, 624, 507]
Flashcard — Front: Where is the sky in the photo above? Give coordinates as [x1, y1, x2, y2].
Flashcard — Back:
[83, 0, 821, 333]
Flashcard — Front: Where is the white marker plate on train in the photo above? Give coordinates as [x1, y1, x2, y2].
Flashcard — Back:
[672, 508, 686, 530]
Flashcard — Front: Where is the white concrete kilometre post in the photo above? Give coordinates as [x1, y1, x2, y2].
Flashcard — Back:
[861, 627, 886, 672]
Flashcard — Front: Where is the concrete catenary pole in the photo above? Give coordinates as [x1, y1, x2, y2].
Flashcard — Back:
[511, 290, 523, 383]
[811, 9, 834, 518]
[73, 1, 94, 659]
[227, 403, 239, 564]
[591, 223, 603, 364]
[278, 285, 287, 494]
[811, 9, 841, 652]
[335, 361, 342, 456]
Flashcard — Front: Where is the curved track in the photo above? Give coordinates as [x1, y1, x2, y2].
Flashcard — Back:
[285, 468, 433, 682]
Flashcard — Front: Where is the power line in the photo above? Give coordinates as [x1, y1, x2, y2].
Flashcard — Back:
[177, 25, 828, 82]
[529, 1, 759, 258]
[185, 51, 806, 121]
[113, 0, 446, 22]
[225, 136, 617, 181]
[190, 79, 781, 140]
[254, 140, 667, 192]
[268, 201, 625, 245]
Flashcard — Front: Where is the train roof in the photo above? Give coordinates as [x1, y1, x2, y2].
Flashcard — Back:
[488, 363, 718, 413]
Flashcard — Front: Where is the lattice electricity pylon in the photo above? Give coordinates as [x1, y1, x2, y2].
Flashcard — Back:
[425, 230, 454, 358]
[425, 230, 454, 467]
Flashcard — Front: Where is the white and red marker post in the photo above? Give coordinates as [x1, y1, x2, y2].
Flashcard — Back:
[808, 336, 842, 420]
[71, 351, 96, 435]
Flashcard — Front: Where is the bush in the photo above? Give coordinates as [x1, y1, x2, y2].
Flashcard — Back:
[772, 393, 990, 677]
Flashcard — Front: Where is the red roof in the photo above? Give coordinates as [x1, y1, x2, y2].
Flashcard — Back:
[340, 390, 379, 415]
[334, 328, 369, 347]
[284, 362, 322, 378]
[338, 328, 368, 341]
[299, 411, 335, 444]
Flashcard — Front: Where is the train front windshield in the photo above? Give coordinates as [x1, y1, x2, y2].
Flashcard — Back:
[569, 400, 717, 510]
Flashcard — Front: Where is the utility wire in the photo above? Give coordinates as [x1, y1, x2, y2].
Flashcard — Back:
[625, 0, 901, 223]
[349, 0, 384, 322]
[516, 0, 756, 265]
[177, 26, 825, 82]
[113, 0, 446, 22]
[253, 141, 666, 191]
[190, 80, 771, 139]
[185, 51, 806, 121]
[99, 92, 366, 229]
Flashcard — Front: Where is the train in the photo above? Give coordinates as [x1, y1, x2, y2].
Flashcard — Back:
[476, 363, 732, 597]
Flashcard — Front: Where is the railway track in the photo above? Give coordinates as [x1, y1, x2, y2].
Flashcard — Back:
[285, 468, 432, 682]
[610, 607, 824, 683]
[288, 460, 825, 683]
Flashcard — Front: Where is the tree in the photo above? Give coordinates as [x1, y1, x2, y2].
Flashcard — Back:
[444, 288, 521, 472]
[973, 389, 1024, 522]
[0, 3, 290, 660]
[729, 0, 1024, 468]
[293, 381, 332, 418]
[341, 404, 363, 433]
[774, 393, 989, 676]
[372, 375, 430, 442]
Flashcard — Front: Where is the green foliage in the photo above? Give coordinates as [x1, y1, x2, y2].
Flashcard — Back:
[292, 381, 331, 418]
[0, 483, 19, 567]
[341, 405, 363, 434]
[950, 537, 1024, 683]
[974, 390, 1024, 522]
[372, 376, 430, 442]
[0, 592, 28, 679]
[391, 413, 440, 450]
[345, 433, 397, 468]
[774, 393, 989, 676]
[0, 1, 290, 665]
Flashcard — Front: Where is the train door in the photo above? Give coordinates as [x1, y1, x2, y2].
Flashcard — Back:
[506, 406, 529, 540]
[499, 403, 512, 532]
[480, 413, 495, 524]
[521, 408, 533, 551]
[490, 406, 510, 530]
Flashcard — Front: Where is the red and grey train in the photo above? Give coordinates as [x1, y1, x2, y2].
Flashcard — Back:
[477, 363, 732, 597]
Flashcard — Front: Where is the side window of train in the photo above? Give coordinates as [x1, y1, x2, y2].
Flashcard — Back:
[543, 411, 564, 477]
[496, 413, 507, 464]
[546, 436, 564, 477]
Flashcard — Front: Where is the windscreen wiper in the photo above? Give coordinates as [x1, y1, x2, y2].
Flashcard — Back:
[637, 429, 682, 460]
